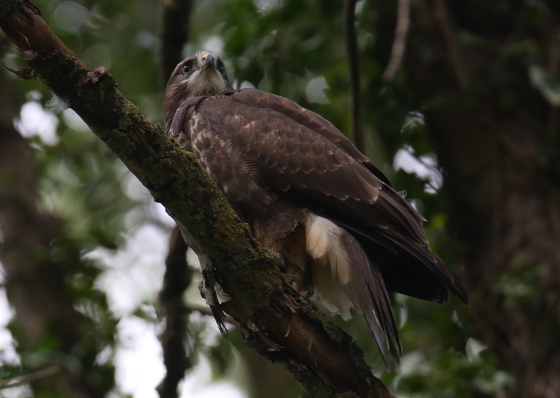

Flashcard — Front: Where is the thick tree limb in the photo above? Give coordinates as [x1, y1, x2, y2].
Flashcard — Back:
[0, 1, 394, 397]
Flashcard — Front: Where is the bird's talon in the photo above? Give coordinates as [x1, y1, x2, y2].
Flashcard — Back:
[281, 273, 311, 297]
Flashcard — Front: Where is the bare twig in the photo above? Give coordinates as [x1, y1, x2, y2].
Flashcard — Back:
[431, 0, 469, 88]
[0, 366, 60, 390]
[345, 0, 364, 153]
[382, 0, 411, 83]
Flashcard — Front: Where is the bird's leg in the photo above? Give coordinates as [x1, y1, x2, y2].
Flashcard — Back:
[272, 226, 314, 298]
[281, 270, 313, 298]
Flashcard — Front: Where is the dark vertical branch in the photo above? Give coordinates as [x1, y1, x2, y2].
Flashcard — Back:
[161, 0, 194, 84]
[345, 0, 364, 152]
[159, 2, 194, 397]
[157, 227, 191, 398]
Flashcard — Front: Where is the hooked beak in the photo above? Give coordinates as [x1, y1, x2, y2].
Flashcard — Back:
[201, 54, 215, 70]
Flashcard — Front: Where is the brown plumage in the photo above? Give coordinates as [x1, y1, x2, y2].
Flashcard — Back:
[164, 51, 468, 365]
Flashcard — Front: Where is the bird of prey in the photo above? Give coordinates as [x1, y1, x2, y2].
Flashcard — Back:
[164, 50, 468, 365]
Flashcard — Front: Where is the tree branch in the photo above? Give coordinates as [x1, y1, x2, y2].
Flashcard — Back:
[382, 0, 411, 83]
[0, 1, 395, 396]
[157, 227, 191, 398]
[0, 366, 61, 390]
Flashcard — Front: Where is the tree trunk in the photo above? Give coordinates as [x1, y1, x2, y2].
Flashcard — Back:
[394, 1, 560, 396]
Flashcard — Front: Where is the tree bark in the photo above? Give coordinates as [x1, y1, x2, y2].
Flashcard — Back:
[389, 1, 560, 396]
[0, 1, 394, 396]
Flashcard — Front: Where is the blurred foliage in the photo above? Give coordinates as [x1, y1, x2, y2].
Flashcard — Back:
[0, 0, 528, 397]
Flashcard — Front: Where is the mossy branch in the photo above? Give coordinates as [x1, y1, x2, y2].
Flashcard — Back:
[0, 1, 395, 396]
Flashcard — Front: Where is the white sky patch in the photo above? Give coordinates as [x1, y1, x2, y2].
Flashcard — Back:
[0, 287, 19, 366]
[46, 94, 69, 114]
[151, 202, 176, 228]
[356, 0, 366, 14]
[112, 314, 244, 398]
[113, 316, 165, 398]
[123, 171, 153, 202]
[254, 0, 281, 14]
[466, 337, 487, 363]
[393, 146, 442, 194]
[120, 169, 176, 229]
[0, 264, 26, 395]
[398, 351, 430, 377]
[15, 101, 60, 146]
[63, 108, 91, 132]
[201, 36, 224, 55]
[305, 76, 330, 104]
[90, 224, 167, 316]
[179, 355, 246, 398]
[239, 80, 256, 89]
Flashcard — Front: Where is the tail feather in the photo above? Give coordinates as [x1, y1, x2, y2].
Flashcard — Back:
[340, 230, 402, 367]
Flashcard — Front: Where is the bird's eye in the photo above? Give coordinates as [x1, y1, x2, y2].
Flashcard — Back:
[218, 66, 225, 76]
[181, 64, 192, 74]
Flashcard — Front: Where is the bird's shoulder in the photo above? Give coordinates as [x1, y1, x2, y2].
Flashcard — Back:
[173, 89, 389, 204]
[194, 89, 392, 185]
[200, 90, 368, 156]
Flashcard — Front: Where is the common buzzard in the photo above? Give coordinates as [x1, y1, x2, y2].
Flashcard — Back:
[164, 50, 468, 365]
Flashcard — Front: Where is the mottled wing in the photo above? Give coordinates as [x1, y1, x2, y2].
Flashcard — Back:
[168, 94, 275, 213]
[179, 89, 467, 303]
[169, 89, 467, 363]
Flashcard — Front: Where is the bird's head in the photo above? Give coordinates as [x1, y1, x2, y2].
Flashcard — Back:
[164, 51, 233, 128]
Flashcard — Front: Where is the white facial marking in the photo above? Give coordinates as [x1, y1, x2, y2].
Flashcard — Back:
[186, 68, 228, 96]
